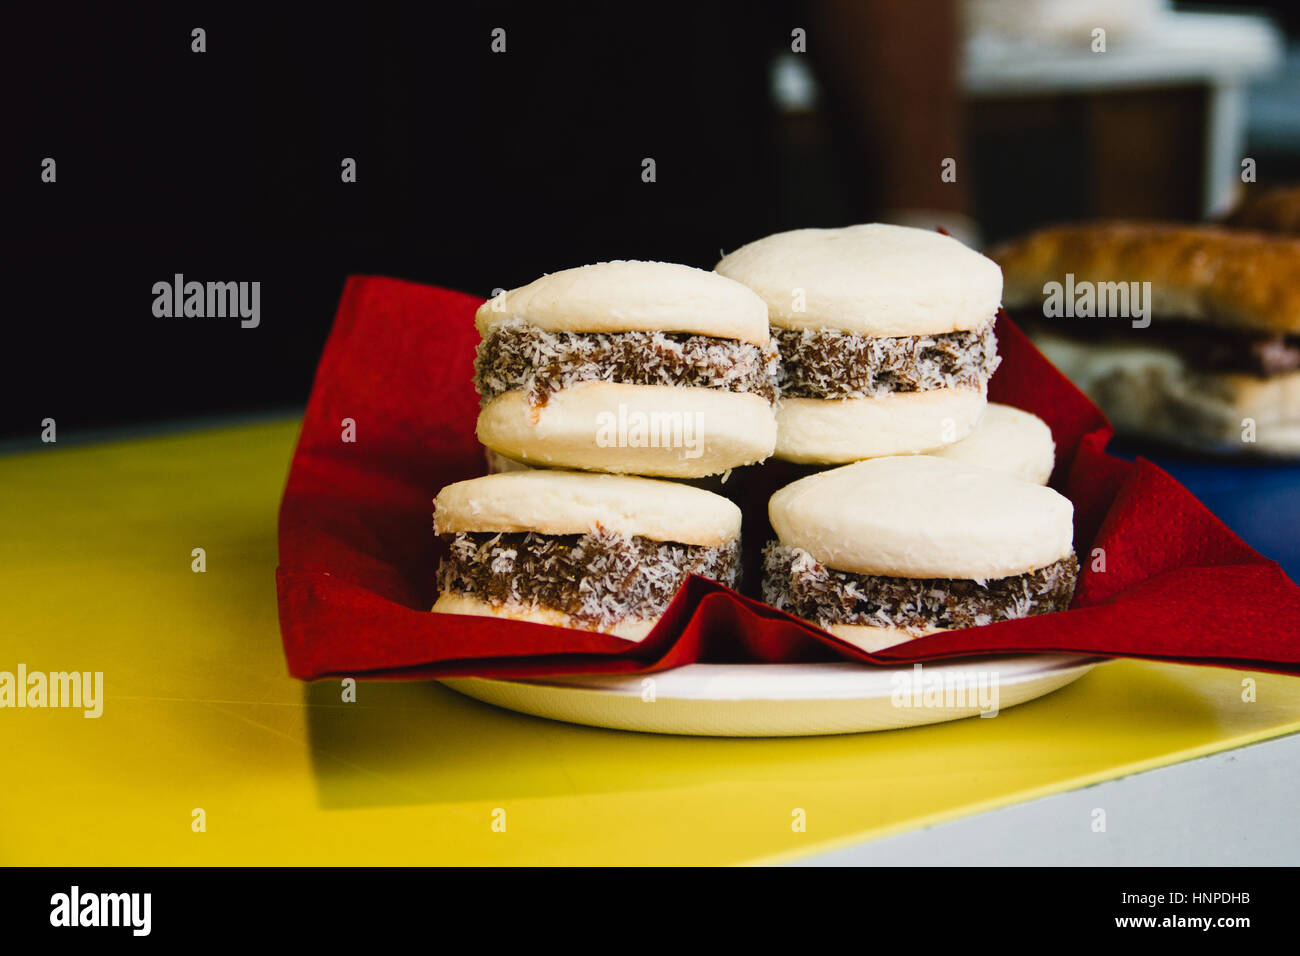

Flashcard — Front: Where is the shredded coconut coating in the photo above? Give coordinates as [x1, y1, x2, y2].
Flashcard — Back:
[774, 321, 1001, 399]
[475, 322, 780, 407]
[438, 529, 741, 630]
[762, 543, 1076, 635]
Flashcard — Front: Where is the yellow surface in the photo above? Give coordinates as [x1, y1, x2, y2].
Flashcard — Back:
[2, 419, 1299, 865]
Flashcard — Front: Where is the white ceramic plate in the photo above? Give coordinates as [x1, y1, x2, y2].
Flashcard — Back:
[440, 655, 1100, 737]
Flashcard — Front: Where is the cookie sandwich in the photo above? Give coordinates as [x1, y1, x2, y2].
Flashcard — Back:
[762, 455, 1077, 651]
[433, 470, 742, 640]
[716, 223, 1004, 463]
[474, 260, 779, 477]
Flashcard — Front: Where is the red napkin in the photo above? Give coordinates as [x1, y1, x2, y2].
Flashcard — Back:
[277, 277, 1300, 679]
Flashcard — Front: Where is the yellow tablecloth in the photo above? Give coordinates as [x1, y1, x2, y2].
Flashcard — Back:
[2, 419, 1298, 865]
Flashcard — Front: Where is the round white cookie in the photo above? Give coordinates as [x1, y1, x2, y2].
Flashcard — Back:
[775, 386, 986, 463]
[434, 469, 741, 548]
[930, 403, 1056, 484]
[432, 593, 658, 642]
[715, 223, 1003, 337]
[769, 455, 1074, 580]
[477, 382, 778, 479]
[476, 260, 770, 346]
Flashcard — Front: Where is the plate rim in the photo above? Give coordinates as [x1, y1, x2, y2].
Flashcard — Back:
[442, 654, 1106, 702]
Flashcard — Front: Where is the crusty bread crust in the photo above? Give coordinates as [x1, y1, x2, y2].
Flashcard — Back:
[993, 222, 1300, 335]
[1225, 186, 1300, 235]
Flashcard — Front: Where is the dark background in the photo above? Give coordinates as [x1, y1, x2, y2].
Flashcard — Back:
[5, 1, 1299, 440]
[2, 3, 795, 439]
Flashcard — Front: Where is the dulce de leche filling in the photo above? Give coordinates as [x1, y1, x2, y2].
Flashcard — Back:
[762, 543, 1077, 635]
[437, 529, 740, 630]
[773, 320, 1001, 400]
[475, 324, 779, 407]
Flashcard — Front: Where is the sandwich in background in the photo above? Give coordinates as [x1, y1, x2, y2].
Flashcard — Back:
[994, 222, 1300, 457]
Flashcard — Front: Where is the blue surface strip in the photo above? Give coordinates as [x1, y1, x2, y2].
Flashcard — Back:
[1108, 442, 1300, 583]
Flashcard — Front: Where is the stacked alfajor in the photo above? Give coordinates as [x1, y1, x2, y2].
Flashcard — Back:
[433, 231, 1074, 648]
[715, 223, 1074, 647]
[716, 223, 1003, 464]
[432, 261, 776, 640]
[474, 260, 779, 478]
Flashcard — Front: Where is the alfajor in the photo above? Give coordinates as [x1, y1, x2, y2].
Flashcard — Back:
[929, 403, 1056, 485]
[716, 223, 1004, 463]
[474, 260, 779, 478]
[762, 456, 1077, 652]
[433, 470, 741, 640]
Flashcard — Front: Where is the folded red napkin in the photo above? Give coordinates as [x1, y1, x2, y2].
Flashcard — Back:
[277, 277, 1300, 679]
